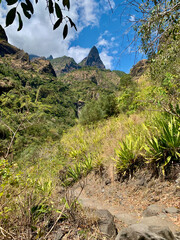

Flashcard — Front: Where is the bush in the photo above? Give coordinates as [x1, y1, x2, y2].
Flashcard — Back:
[145, 117, 180, 177]
[115, 135, 144, 180]
[79, 94, 119, 125]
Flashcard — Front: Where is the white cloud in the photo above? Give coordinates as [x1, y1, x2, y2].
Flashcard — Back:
[100, 50, 113, 69]
[67, 46, 90, 63]
[76, 0, 99, 27]
[129, 15, 135, 22]
[97, 38, 109, 47]
[0, 0, 118, 70]
[112, 50, 118, 54]
[0, 0, 100, 58]
[100, 0, 115, 12]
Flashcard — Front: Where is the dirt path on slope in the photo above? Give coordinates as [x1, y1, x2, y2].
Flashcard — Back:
[72, 170, 180, 232]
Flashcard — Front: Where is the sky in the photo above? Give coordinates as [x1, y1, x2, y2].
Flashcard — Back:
[0, 0, 146, 73]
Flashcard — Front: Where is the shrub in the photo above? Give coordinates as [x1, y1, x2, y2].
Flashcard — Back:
[145, 117, 180, 176]
[115, 135, 144, 180]
[0, 159, 53, 239]
[62, 155, 93, 186]
[79, 94, 119, 125]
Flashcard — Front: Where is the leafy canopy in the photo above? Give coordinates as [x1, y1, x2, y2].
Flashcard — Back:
[129, 0, 180, 57]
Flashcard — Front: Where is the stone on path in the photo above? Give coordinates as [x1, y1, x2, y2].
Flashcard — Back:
[143, 204, 165, 217]
[95, 209, 117, 238]
[115, 224, 176, 240]
[140, 215, 180, 233]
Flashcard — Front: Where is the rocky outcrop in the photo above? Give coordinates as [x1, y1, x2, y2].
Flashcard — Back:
[0, 78, 15, 95]
[15, 50, 30, 63]
[50, 56, 80, 76]
[79, 46, 105, 69]
[130, 59, 148, 77]
[31, 58, 56, 77]
[0, 25, 19, 57]
[61, 61, 81, 73]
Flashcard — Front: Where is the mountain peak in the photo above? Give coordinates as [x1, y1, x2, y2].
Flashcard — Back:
[80, 46, 105, 69]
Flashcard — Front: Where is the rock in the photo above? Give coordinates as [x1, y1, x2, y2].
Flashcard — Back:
[115, 224, 176, 240]
[135, 177, 146, 186]
[0, 78, 15, 94]
[54, 229, 64, 240]
[31, 58, 56, 77]
[95, 209, 117, 237]
[0, 39, 19, 57]
[79, 46, 105, 69]
[175, 232, 180, 240]
[164, 207, 179, 214]
[115, 213, 139, 225]
[15, 50, 30, 63]
[105, 179, 111, 185]
[140, 216, 180, 233]
[130, 59, 148, 77]
[149, 226, 176, 240]
[143, 204, 165, 217]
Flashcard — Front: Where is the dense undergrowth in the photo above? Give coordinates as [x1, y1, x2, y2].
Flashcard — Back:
[0, 24, 180, 240]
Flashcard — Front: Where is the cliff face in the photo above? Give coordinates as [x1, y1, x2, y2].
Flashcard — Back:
[79, 46, 105, 69]
[31, 58, 56, 77]
[0, 25, 19, 57]
[0, 26, 56, 77]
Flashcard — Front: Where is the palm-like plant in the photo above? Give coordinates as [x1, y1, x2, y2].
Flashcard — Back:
[146, 117, 180, 176]
[115, 135, 143, 179]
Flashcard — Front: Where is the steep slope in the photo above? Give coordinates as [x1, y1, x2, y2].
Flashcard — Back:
[50, 56, 81, 76]
[0, 25, 19, 57]
[59, 68, 123, 102]
[79, 46, 105, 69]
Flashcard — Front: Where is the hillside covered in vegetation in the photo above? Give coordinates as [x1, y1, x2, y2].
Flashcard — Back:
[0, 6, 180, 239]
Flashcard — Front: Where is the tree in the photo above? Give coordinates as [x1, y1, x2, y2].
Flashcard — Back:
[4, 0, 76, 39]
[125, 0, 180, 57]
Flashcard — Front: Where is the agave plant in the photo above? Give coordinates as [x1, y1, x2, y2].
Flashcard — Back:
[115, 135, 143, 179]
[146, 117, 180, 176]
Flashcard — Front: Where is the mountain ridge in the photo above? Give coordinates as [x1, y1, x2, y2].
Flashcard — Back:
[30, 46, 106, 76]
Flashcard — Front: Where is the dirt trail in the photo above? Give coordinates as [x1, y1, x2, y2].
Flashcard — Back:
[72, 170, 180, 232]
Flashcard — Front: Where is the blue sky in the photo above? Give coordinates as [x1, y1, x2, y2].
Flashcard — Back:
[0, 0, 146, 73]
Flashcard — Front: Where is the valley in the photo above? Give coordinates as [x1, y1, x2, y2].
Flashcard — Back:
[0, 20, 179, 240]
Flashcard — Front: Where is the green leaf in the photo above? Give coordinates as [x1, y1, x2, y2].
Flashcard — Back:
[63, 24, 68, 39]
[25, 0, 34, 14]
[48, 0, 54, 14]
[17, 12, 23, 31]
[68, 17, 77, 31]
[6, 7, 16, 27]
[6, 0, 18, 5]
[21, 3, 31, 19]
[63, 0, 70, 10]
[53, 18, 62, 30]
[55, 3, 62, 20]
